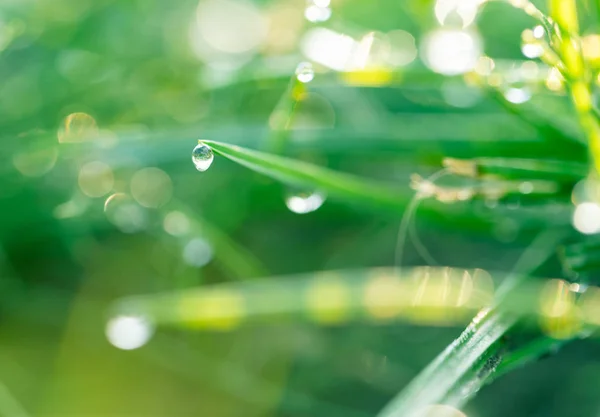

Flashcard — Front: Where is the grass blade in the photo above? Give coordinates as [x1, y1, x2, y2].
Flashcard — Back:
[202, 140, 409, 210]
[376, 229, 567, 417]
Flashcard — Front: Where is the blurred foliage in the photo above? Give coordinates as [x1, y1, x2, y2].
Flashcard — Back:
[2, 0, 600, 416]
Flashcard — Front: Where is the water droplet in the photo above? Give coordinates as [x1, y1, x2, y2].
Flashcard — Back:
[519, 181, 534, 194]
[78, 161, 114, 198]
[532, 25, 545, 39]
[130, 167, 173, 208]
[192, 143, 214, 171]
[422, 28, 482, 75]
[57, 112, 98, 143]
[546, 67, 564, 92]
[304, 3, 331, 23]
[12, 146, 58, 177]
[503, 87, 531, 104]
[285, 190, 326, 214]
[572, 178, 600, 205]
[295, 61, 315, 83]
[163, 211, 191, 236]
[521, 43, 544, 58]
[106, 315, 154, 350]
[54, 194, 90, 219]
[573, 202, 600, 234]
[521, 27, 546, 59]
[569, 282, 588, 294]
[183, 237, 214, 267]
[104, 193, 147, 233]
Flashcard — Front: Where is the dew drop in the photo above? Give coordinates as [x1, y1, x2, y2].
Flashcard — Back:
[104, 193, 147, 233]
[572, 178, 600, 205]
[163, 211, 191, 236]
[183, 237, 214, 267]
[304, 3, 331, 23]
[532, 25, 545, 39]
[521, 42, 544, 58]
[192, 143, 214, 171]
[295, 61, 315, 83]
[57, 112, 98, 143]
[503, 87, 531, 104]
[573, 202, 600, 235]
[285, 190, 326, 214]
[422, 28, 482, 75]
[106, 315, 154, 350]
[519, 181, 534, 194]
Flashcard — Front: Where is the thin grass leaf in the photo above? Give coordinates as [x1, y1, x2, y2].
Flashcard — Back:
[376, 229, 567, 417]
[202, 140, 409, 210]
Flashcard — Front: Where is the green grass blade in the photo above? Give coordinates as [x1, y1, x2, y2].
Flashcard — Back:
[376, 229, 566, 417]
[202, 140, 409, 210]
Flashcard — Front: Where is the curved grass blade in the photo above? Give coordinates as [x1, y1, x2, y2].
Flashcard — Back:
[376, 229, 567, 417]
[110, 266, 495, 330]
[202, 140, 409, 210]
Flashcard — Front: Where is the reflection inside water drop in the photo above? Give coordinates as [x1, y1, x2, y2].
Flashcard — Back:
[106, 315, 154, 350]
[192, 143, 214, 171]
[285, 191, 326, 214]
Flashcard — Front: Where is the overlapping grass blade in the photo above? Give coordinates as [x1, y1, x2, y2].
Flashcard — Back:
[376, 229, 568, 417]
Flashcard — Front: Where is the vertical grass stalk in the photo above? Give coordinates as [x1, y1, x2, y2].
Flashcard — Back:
[549, 0, 600, 174]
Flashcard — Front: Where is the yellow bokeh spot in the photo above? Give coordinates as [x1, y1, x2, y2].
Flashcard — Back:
[363, 273, 405, 321]
[405, 267, 469, 325]
[583, 34, 600, 66]
[57, 112, 98, 143]
[178, 289, 245, 330]
[130, 167, 173, 208]
[78, 161, 114, 197]
[341, 68, 395, 87]
[539, 279, 581, 339]
[13, 146, 58, 177]
[306, 275, 350, 324]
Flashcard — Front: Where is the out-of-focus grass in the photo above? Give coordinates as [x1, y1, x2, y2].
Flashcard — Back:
[2, 0, 600, 417]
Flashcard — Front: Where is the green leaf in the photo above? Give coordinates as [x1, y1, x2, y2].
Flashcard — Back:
[376, 229, 568, 417]
[203, 140, 410, 211]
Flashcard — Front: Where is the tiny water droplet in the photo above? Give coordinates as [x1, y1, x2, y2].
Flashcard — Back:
[192, 143, 214, 172]
[163, 211, 191, 236]
[183, 237, 214, 267]
[295, 62, 315, 83]
[106, 315, 154, 350]
[573, 202, 600, 234]
[521, 42, 544, 58]
[572, 178, 600, 205]
[519, 181, 534, 194]
[532, 25, 545, 39]
[304, 3, 331, 23]
[104, 193, 147, 233]
[503, 87, 531, 104]
[285, 190, 325, 214]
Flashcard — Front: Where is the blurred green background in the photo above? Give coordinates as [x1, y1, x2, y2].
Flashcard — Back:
[1, 0, 600, 416]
